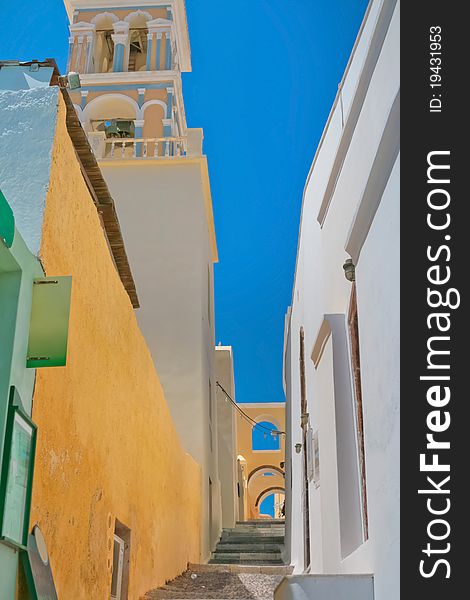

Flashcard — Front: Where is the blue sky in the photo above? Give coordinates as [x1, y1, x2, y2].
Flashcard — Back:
[0, 0, 368, 405]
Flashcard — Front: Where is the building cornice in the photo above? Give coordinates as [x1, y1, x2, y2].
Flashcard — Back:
[79, 70, 180, 86]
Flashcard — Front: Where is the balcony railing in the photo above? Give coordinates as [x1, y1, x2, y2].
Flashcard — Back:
[87, 129, 204, 161]
[88, 135, 187, 160]
[108, 136, 186, 159]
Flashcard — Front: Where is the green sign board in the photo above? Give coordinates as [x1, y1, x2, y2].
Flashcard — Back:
[27, 276, 72, 368]
[0, 388, 37, 549]
[0, 189, 15, 248]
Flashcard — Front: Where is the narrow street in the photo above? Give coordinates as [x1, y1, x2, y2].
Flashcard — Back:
[0, 1, 400, 598]
[144, 521, 292, 600]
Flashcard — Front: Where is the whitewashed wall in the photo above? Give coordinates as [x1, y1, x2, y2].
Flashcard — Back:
[284, 1, 399, 598]
[101, 161, 222, 562]
[0, 87, 58, 255]
[215, 346, 238, 529]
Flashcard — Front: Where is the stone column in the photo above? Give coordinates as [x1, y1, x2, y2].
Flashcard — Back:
[112, 34, 128, 72]
[69, 23, 96, 74]
[80, 90, 88, 110]
[166, 87, 174, 119]
[146, 33, 154, 70]
[162, 118, 174, 156]
[134, 119, 145, 157]
[164, 33, 172, 70]
[84, 33, 94, 74]
[155, 33, 163, 70]
[112, 22, 130, 72]
[67, 36, 75, 72]
[76, 36, 84, 73]
[137, 88, 146, 108]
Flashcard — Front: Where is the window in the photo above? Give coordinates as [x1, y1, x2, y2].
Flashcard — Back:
[0, 388, 37, 548]
[111, 535, 125, 600]
[92, 30, 114, 73]
[111, 520, 131, 600]
[252, 422, 280, 451]
[348, 284, 369, 540]
[128, 29, 148, 72]
[306, 429, 320, 488]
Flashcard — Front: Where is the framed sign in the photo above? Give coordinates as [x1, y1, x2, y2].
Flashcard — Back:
[0, 387, 37, 549]
[26, 276, 72, 368]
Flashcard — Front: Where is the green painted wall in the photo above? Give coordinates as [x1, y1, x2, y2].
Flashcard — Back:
[0, 227, 43, 598]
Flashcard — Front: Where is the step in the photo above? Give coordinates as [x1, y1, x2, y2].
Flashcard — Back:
[235, 525, 285, 527]
[225, 524, 286, 531]
[188, 563, 293, 575]
[220, 535, 284, 544]
[222, 528, 285, 535]
[226, 529, 285, 539]
[214, 543, 283, 553]
[229, 524, 285, 530]
[209, 558, 285, 565]
[211, 552, 282, 561]
[237, 519, 285, 523]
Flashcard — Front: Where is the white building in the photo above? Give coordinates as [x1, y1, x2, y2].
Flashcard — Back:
[281, 0, 399, 599]
[215, 346, 239, 530]
[63, 0, 221, 561]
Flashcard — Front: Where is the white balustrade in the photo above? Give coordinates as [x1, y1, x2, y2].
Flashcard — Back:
[91, 136, 189, 160]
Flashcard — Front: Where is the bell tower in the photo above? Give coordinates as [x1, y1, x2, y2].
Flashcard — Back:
[64, 0, 198, 159]
[63, 0, 220, 562]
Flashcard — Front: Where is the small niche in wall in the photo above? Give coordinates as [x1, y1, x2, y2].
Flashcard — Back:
[111, 520, 131, 600]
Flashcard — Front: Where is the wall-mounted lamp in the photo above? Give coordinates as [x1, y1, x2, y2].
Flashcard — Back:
[58, 72, 81, 90]
[295, 443, 302, 454]
[343, 258, 356, 282]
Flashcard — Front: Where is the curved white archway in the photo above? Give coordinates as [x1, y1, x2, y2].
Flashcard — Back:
[91, 11, 119, 26]
[248, 466, 283, 483]
[124, 10, 153, 24]
[253, 414, 282, 431]
[83, 93, 140, 122]
[141, 99, 168, 119]
[248, 467, 284, 492]
[256, 487, 285, 508]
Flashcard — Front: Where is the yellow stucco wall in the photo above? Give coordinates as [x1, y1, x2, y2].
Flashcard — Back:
[29, 93, 201, 599]
[236, 404, 285, 518]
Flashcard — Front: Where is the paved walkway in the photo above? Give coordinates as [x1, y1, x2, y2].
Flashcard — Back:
[144, 564, 292, 600]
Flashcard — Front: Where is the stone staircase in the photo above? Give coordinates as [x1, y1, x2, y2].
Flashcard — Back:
[144, 563, 291, 600]
[143, 521, 290, 600]
[209, 520, 285, 566]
